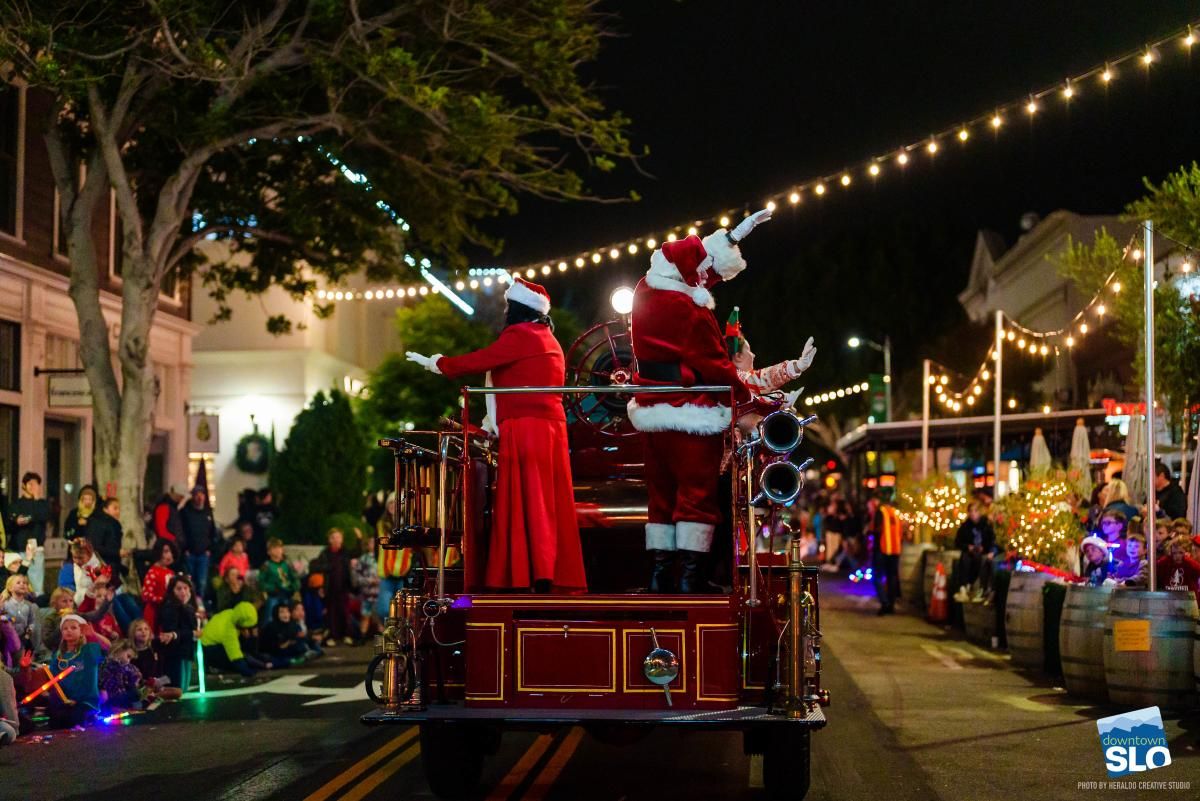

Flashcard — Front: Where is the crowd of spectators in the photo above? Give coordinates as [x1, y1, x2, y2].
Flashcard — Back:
[0, 476, 397, 740]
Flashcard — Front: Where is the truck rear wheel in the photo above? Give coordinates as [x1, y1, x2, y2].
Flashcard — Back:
[762, 727, 811, 800]
[420, 722, 486, 799]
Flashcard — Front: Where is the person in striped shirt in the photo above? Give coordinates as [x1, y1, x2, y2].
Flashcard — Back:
[729, 331, 816, 402]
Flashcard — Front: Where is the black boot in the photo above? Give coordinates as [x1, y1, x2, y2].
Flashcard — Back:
[678, 550, 705, 594]
[648, 550, 674, 593]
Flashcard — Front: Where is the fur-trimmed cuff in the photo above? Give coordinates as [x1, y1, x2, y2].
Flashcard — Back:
[676, 521, 715, 552]
[430, 355, 444, 375]
[702, 230, 747, 281]
[645, 523, 677, 551]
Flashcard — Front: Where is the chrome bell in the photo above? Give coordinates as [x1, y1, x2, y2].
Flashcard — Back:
[642, 628, 679, 707]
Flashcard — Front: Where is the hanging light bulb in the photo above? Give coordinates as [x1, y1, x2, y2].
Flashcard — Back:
[646, 238, 657, 250]
[557, 261, 568, 271]
[814, 183, 826, 196]
[1111, 281, 1121, 293]
[1039, 344, 1049, 355]
[981, 369, 990, 380]
[840, 174, 852, 187]
[1008, 398, 1017, 409]
[957, 128, 969, 142]
[626, 243, 638, 255]
[1006, 331, 1015, 341]
[686, 226, 698, 236]
[1131, 248, 1143, 261]
[1066, 336, 1075, 347]
[940, 375, 949, 385]
[789, 191, 802, 204]
[991, 113, 1003, 128]
[1026, 98, 1038, 114]
[608, 248, 620, 260]
[719, 215, 731, 227]
[1042, 404, 1051, 414]
[1185, 28, 1196, 47]
[966, 395, 976, 406]
[1182, 259, 1194, 273]
[666, 233, 677, 242]
[1017, 338, 1026, 348]
[1062, 82, 1075, 100]
[1101, 66, 1114, 83]
[926, 140, 939, 154]
[575, 257, 585, 268]
[896, 151, 909, 166]
[1141, 50, 1154, 66]
[868, 163, 880, 177]
[765, 200, 777, 212]
[1079, 322, 1089, 334]
[1096, 304, 1106, 316]
[927, 375, 937, 385]
[973, 385, 983, 395]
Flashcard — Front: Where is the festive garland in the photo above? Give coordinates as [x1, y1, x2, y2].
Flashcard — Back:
[235, 432, 271, 474]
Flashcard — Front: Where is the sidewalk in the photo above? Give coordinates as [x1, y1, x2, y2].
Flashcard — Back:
[819, 578, 1200, 798]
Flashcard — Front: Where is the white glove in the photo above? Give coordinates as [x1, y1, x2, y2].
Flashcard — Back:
[729, 208, 773, 243]
[788, 338, 816, 375]
[784, 386, 805, 409]
[405, 351, 442, 374]
[481, 415, 499, 438]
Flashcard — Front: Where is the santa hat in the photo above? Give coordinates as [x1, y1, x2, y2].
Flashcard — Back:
[647, 235, 715, 307]
[1080, 535, 1109, 555]
[59, 613, 86, 629]
[504, 277, 551, 315]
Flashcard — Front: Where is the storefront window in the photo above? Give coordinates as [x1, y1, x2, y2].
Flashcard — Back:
[0, 404, 17, 500]
[0, 320, 18, 391]
[0, 84, 18, 236]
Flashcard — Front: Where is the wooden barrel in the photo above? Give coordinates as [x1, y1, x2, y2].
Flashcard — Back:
[1104, 590, 1199, 711]
[963, 600, 997, 647]
[1004, 571, 1052, 669]
[1059, 583, 1114, 702]
[922, 550, 960, 609]
[900, 543, 935, 608]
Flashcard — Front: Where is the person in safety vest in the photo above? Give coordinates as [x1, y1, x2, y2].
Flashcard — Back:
[867, 495, 904, 615]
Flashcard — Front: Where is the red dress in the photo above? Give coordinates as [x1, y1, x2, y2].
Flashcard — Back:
[437, 323, 587, 591]
[141, 564, 175, 631]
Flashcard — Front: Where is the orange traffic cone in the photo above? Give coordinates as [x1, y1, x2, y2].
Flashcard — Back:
[927, 562, 949, 623]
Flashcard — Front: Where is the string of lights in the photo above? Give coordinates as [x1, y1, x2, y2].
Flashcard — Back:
[487, 19, 1200, 281]
[803, 379, 872, 408]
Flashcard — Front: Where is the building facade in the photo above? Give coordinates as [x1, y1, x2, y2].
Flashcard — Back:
[0, 80, 198, 523]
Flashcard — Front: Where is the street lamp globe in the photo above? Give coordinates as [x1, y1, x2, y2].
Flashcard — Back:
[847, 336, 861, 348]
[610, 286, 635, 315]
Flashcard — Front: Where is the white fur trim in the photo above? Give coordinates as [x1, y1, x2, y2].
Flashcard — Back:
[701, 230, 746, 281]
[646, 250, 715, 308]
[627, 399, 731, 435]
[645, 523, 677, 551]
[676, 521, 716, 553]
[504, 281, 550, 314]
[429, 354, 443, 375]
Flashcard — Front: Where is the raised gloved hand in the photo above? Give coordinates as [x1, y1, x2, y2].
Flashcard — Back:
[729, 208, 773, 243]
[787, 338, 816, 375]
[783, 386, 805, 410]
[405, 352, 442, 374]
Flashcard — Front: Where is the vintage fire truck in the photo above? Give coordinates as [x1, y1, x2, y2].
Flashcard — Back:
[362, 316, 828, 799]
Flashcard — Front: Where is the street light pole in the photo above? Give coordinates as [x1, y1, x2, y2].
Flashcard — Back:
[921, 358, 930, 479]
[1143, 219, 1157, 591]
[994, 309, 1004, 497]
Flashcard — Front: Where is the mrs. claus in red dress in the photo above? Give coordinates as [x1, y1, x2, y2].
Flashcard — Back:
[406, 278, 587, 593]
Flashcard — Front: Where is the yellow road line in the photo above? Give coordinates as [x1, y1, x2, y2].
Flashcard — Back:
[339, 742, 422, 801]
[302, 727, 418, 801]
[523, 727, 584, 801]
[486, 734, 555, 801]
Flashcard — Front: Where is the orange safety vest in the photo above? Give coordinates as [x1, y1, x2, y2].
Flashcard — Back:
[878, 505, 903, 555]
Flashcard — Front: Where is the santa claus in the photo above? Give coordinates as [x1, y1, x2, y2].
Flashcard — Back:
[628, 209, 773, 592]
[406, 278, 587, 593]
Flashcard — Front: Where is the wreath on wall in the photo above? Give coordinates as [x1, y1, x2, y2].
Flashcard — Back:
[235, 431, 271, 474]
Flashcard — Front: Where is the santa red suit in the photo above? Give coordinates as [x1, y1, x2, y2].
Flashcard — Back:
[407, 278, 587, 592]
[628, 210, 772, 591]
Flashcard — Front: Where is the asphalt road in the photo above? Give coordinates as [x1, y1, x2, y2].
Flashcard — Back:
[5, 581, 1199, 801]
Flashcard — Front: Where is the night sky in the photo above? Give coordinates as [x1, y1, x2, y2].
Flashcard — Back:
[474, 1, 1200, 417]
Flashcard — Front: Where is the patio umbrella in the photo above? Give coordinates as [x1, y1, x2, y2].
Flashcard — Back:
[1124, 415, 1148, 506]
[1068, 418, 1092, 497]
[1187, 434, 1200, 525]
[1029, 427, 1052, 473]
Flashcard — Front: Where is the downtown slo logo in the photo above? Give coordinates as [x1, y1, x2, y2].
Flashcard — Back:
[1097, 707, 1172, 777]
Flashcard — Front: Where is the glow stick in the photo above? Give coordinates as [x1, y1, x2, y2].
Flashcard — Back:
[20, 665, 76, 705]
[196, 637, 206, 695]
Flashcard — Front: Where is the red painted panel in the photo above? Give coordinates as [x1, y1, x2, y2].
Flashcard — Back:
[698, 625, 739, 701]
[517, 626, 616, 693]
[464, 622, 505, 704]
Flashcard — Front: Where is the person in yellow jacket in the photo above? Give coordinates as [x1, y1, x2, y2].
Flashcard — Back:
[200, 601, 262, 676]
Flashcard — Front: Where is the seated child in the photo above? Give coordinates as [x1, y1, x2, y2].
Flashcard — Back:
[1080, 535, 1111, 586]
[2, 574, 41, 667]
[216, 538, 251, 585]
[99, 639, 144, 710]
[128, 618, 166, 684]
[289, 600, 323, 659]
[257, 538, 300, 621]
[41, 586, 113, 654]
[37, 614, 103, 728]
[1112, 533, 1147, 583]
[77, 567, 123, 644]
[259, 603, 308, 665]
[1156, 535, 1200, 593]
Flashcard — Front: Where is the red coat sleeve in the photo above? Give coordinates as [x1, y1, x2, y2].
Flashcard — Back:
[154, 505, 170, 540]
[436, 328, 527, 379]
[682, 308, 751, 403]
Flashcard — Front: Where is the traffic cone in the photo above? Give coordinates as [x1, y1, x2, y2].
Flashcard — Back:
[927, 562, 949, 623]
